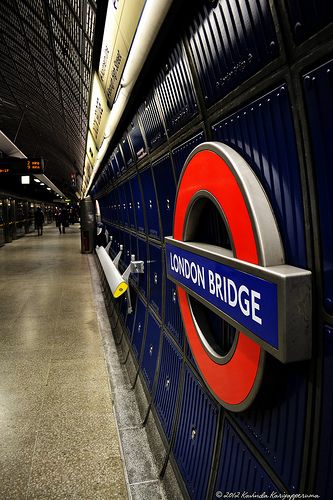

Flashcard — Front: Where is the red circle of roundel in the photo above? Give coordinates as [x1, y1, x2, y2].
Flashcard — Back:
[174, 148, 264, 410]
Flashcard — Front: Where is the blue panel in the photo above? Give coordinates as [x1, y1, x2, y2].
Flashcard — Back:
[105, 191, 116, 224]
[316, 326, 333, 497]
[152, 155, 176, 239]
[111, 154, 120, 178]
[121, 231, 131, 269]
[106, 158, 115, 181]
[140, 168, 160, 239]
[128, 115, 147, 160]
[285, 0, 333, 44]
[97, 168, 107, 192]
[172, 131, 204, 181]
[120, 133, 133, 167]
[186, 341, 198, 371]
[149, 243, 163, 319]
[155, 43, 198, 136]
[173, 365, 218, 500]
[130, 176, 145, 233]
[105, 195, 111, 221]
[141, 313, 161, 393]
[123, 181, 135, 230]
[115, 189, 121, 226]
[166, 242, 279, 349]
[215, 419, 279, 494]
[303, 60, 333, 314]
[115, 186, 122, 226]
[119, 293, 128, 322]
[139, 91, 166, 151]
[131, 297, 146, 359]
[107, 166, 113, 183]
[154, 333, 182, 440]
[101, 167, 108, 185]
[128, 234, 138, 286]
[108, 189, 117, 224]
[106, 197, 112, 223]
[212, 84, 307, 268]
[112, 189, 119, 225]
[188, 0, 278, 106]
[114, 145, 125, 176]
[165, 274, 184, 347]
[137, 237, 148, 297]
[118, 184, 129, 227]
[235, 363, 308, 491]
[125, 290, 137, 339]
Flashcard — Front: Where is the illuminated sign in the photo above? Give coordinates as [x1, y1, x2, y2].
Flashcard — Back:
[171, 142, 312, 411]
[0, 158, 44, 174]
[84, 0, 146, 197]
[98, 0, 145, 106]
[86, 131, 98, 167]
[89, 74, 110, 150]
[166, 238, 311, 362]
[27, 159, 44, 172]
[21, 175, 30, 184]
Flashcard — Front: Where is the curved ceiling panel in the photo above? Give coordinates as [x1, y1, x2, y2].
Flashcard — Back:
[0, 0, 97, 197]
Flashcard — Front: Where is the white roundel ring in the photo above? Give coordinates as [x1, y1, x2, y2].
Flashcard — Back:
[173, 142, 284, 411]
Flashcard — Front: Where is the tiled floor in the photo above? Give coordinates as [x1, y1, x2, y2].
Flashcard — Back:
[0, 225, 128, 499]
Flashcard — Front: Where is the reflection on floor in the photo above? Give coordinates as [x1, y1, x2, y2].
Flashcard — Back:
[0, 225, 128, 499]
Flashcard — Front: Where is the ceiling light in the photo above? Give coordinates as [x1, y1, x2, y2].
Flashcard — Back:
[21, 175, 30, 184]
[34, 178, 40, 183]
[46, 187, 51, 191]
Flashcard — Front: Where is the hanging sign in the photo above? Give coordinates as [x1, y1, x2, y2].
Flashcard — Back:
[98, 0, 145, 106]
[0, 158, 44, 174]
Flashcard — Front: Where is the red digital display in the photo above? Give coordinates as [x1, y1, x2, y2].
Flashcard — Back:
[0, 158, 44, 174]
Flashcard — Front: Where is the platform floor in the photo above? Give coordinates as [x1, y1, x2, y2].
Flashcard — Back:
[0, 224, 128, 499]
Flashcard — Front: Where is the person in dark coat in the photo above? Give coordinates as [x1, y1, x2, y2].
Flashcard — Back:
[59, 208, 69, 234]
[34, 207, 44, 236]
[55, 210, 62, 233]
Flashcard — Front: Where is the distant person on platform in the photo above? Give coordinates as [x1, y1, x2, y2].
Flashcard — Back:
[35, 207, 44, 236]
[55, 210, 61, 233]
[59, 208, 69, 234]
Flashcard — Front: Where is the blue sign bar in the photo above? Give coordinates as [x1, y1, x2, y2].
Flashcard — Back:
[166, 242, 279, 349]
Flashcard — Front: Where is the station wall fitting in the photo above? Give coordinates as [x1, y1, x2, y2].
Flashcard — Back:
[92, 0, 333, 498]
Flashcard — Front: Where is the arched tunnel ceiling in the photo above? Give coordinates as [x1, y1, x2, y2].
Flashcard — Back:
[0, 0, 98, 198]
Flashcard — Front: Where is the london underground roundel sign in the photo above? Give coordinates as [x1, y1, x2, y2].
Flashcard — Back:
[166, 142, 312, 411]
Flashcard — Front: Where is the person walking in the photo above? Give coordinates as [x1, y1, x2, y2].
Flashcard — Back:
[34, 207, 44, 236]
[55, 210, 62, 233]
[59, 208, 69, 234]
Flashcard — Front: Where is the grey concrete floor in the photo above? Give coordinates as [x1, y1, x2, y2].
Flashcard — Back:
[89, 256, 173, 500]
[0, 224, 128, 499]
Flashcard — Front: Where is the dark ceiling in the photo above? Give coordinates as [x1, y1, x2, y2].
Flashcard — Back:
[0, 0, 100, 199]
